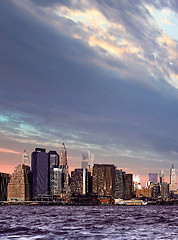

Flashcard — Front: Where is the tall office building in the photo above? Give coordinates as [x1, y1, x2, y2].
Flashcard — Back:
[151, 184, 160, 199]
[8, 164, 31, 201]
[81, 151, 90, 194]
[169, 164, 177, 192]
[70, 169, 83, 194]
[125, 174, 133, 199]
[48, 151, 59, 196]
[60, 142, 67, 166]
[53, 168, 62, 196]
[0, 172, 10, 201]
[149, 173, 158, 185]
[160, 182, 169, 200]
[22, 150, 30, 166]
[92, 164, 115, 197]
[133, 175, 141, 192]
[114, 169, 126, 199]
[31, 148, 49, 199]
[159, 170, 165, 184]
[59, 142, 69, 194]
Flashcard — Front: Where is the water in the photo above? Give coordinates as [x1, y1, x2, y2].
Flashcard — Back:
[0, 205, 178, 239]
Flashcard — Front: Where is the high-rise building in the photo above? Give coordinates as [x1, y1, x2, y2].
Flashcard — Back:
[59, 142, 69, 195]
[169, 164, 177, 192]
[60, 142, 67, 166]
[0, 172, 10, 201]
[160, 182, 169, 200]
[53, 168, 62, 196]
[133, 175, 141, 192]
[159, 170, 165, 184]
[92, 164, 115, 197]
[114, 169, 126, 199]
[22, 150, 30, 166]
[8, 164, 31, 201]
[70, 169, 83, 194]
[125, 174, 133, 199]
[48, 151, 59, 196]
[151, 184, 160, 199]
[149, 173, 158, 185]
[31, 148, 49, 199]
[81, 151, 90, 194]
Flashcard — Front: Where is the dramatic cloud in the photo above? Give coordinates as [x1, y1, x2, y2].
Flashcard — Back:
[0, 0, 178, 184]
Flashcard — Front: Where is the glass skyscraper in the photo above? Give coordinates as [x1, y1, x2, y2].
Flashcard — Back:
[31, 148, 49, 200]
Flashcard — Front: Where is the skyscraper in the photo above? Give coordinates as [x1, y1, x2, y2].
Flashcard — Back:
[60, 142, 67, 166]
[159, 170, 165, 184]
[8, 164, 31, 201]
[81, 151, 90, 194]
[92, 164, 115, 197]
[59, 142, 69, 195]
[22, 150, 30, 166]
[125, 174, 133, 199]
[169, 164, 177, 192]
[53, 168, 62, 196]
[0, 172, 10, 201]
[149, 173, 158, 185]
[31, 148, 49, 200]
[70, 169, 83, 194]
[114, 169, 126, 199]
[48, 151, 59, 196]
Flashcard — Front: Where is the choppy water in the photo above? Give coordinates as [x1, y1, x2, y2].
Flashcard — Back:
[0, 205, 178, 239]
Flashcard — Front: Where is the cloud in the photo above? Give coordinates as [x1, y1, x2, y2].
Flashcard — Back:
[0, 0, 178, 176]
[0, 148, 21, 155]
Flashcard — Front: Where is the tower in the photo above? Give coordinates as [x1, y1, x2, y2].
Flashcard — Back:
[22, 150, 30, 166]
[48, 151, 59, 196]
[159, 170, 165, 184]
[92, 164, 115, 197]
[59, 142, 69, 195]
[115, 169, 126, 199]
[81, 151, 90, 194]
[31, 148, 49, 200]
[60, 142, 67, 166]
[169, 164, 177, 192]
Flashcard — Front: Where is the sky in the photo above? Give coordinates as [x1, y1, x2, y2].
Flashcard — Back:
[0, 0, 178, 186]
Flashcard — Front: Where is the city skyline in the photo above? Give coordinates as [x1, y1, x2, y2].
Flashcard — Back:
[0, 0, 178, 184]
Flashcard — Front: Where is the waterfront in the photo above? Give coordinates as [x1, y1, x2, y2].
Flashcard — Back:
[0, 205, 178, 239]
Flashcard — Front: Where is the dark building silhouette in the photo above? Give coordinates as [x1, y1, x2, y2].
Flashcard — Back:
[125, 174, 133, 199]
[0, 172, 10, 201]
[8, 164, 31, 201]
[114, 169, 126, 199]
[92, 164, 115, 197]
[31, 148, 49, 200]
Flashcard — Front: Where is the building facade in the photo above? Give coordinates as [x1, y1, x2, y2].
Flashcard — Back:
[160, 182, 169, 200]
[149, 173, 158, 185]
[70, 169, 83, 194]
[59, 142, 69, 195]
[0, 172, 10, 201]
[92, 164, 115, 197]
[125, 174, 133, 199]
[169, 164, 177, 192]
[8, 164, 31, 201]
[48, 151, 59, 196]
[31, 148, 49, 199]
[114, 169, 126, 199]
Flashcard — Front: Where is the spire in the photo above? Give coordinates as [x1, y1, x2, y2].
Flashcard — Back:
[60, 142, 67, 166]
[22, 150, 29, 166]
